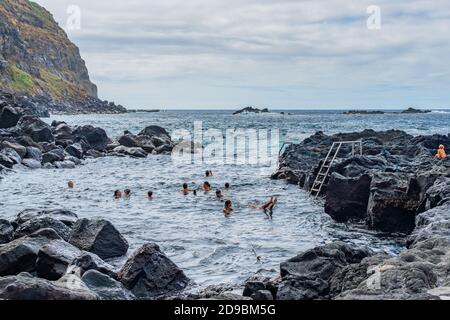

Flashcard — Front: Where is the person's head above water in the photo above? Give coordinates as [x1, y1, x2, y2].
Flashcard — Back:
[203, 181, 211, 191]
[114, 190, 122, 199]
[183, 183, 189, 190]
[216, 190, 224, 198]
[439, 144, 445, 149]
[223, 199, 234, 215]
[225, 182, 230, 189]
[147, 191, 153, 199]
[124, 189, 131, 197]
[68, 181, 75, 189]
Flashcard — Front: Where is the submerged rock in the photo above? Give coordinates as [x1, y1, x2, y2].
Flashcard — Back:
[118, 243, 190, 299]
[69, 218, 129, 259]
[113, 146, 147, 158]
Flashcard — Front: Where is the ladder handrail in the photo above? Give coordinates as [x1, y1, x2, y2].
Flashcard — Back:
[314, 143, 342, 199]
[310, 143, 336, 191]
[310, 140, 363, 199]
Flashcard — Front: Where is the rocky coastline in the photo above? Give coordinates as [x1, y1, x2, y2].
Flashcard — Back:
[1, 92, 174, 174]
[266, 129, 450, 300]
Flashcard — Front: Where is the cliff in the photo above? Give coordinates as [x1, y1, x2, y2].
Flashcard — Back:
[0, 0, 126, 114]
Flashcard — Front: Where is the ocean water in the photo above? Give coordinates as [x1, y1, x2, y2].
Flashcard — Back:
[1, 110, 449, 289]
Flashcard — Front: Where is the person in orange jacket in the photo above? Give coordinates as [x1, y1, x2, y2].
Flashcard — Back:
[435, 144, 447, 160]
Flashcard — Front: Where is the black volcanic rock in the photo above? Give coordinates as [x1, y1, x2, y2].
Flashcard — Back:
[14, 216, 71, 241]
[273, 129, 449, 233]
[277, 242, 372, 300]
[233, 106, 270, 115]
[0, 105, 21, 128]
[69, 219, 129, 260]
[401, 108, 431, 114]
[17, 115, 53, 143]
[324, 173, 372, 222]
[343, 110, 385, 115]
[81, 270, 135, 300]
[0, 219, 14, 244]
[0, 228, 62, 276]
[72, 125, 111, 151]
[14, 209, 79, 227]
[118, 243, 190, 299]
[0, 272, 98, 300]
[138, 126, 171, 139]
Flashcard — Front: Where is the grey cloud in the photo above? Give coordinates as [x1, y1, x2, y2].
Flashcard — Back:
[32, 0, 450, 109]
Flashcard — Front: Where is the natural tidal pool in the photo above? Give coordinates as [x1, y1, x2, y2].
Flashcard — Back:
[3, 110, 448, 288]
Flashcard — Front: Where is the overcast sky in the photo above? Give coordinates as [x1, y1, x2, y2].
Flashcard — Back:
[33, 0, 450, 109]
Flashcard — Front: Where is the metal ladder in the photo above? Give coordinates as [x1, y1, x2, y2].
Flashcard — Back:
[310, 140, 363, 199]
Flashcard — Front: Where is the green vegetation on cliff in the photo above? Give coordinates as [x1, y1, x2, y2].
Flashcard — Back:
[7, 65, 36, 93]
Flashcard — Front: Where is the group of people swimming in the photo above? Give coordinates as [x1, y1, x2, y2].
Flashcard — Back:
[65, 169, 278, 218]
[180, 170, 278, 217]
[113, 189, 140, 199]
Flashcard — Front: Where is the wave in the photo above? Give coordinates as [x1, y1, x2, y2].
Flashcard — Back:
[431, 110, 450, 114]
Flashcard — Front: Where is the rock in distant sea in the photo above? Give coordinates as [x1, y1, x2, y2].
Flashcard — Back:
[343, 110, 385, 115]
[233, 106, 270, 115]
[400, 107, 431, 114]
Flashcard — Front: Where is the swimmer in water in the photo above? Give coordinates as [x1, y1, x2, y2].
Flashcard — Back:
[205, 170, 213, 177]
[124, 189, 131, 198]
[203, 181, 212, 192]
[224, 182, 230, 190]
[181, 183, 191, 195]
[249, 197, 278, 218]
[68, 181, 75, 189]
[223, 200, 234, 215]
[114, 190, 122, 199]
[147, 191, 153, 199]
[216, 190, 224, 199]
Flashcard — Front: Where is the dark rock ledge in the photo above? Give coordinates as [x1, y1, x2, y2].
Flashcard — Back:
[255, 129, 450, 300]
